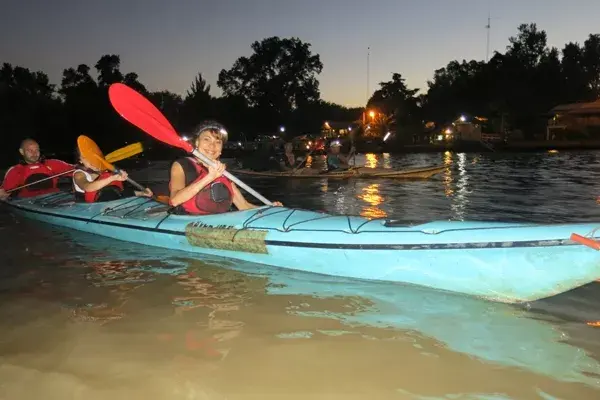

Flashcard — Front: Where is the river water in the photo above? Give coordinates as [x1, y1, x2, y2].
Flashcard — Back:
[1, 151, 600, 399]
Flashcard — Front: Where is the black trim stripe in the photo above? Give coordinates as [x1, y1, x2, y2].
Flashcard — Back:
[4, 202, 585, 251]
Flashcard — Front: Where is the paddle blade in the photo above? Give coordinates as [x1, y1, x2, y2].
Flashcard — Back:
[77, 135, 114, 171]
[108, 83, 193, 153]
[155, 195, 170, 205]
[570, 233, 600, 250]
[105, 142, 144, 163]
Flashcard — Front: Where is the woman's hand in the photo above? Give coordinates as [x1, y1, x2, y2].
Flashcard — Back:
[113, 170, 128, 181]
[140, 188, 153, 197]
[272, 201, 283, 207]
[206, 161, 226, 181]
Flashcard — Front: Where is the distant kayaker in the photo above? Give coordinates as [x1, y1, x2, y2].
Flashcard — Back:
[277, 142, 301, 171]
[0, 138, 74, 201]
[168, 120, 283, 215]
[72, 147, 153, 203]
[326, 140, 355, 171]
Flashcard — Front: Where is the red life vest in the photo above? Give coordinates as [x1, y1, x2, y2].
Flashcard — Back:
[2, 159, 73, 198]
[75, 170, 125, 203]
[170, 157, 233, 215]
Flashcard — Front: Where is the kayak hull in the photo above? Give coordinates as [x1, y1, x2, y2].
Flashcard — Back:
[4, 192, 600, 304]
[230, 165, 445, 179]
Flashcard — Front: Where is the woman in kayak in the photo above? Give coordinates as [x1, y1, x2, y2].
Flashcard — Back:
[326, 140, 355, 171]
[277, 141, 301, 171]
[168, 120, 283, 215]
[72, 148, 153, 203]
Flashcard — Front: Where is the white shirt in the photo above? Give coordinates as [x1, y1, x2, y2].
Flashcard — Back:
[72, 169, 95, 193]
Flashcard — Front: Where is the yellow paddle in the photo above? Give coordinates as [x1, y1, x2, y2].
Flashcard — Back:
[105, 142, 144, 163]
[5, 141, 145, 194]
[77, 135, 169, 205]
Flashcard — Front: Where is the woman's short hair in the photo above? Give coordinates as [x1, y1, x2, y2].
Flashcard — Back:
[191, 120, 228, 143]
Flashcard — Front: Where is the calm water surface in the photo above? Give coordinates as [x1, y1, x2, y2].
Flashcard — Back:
[1, 151, 600, 399]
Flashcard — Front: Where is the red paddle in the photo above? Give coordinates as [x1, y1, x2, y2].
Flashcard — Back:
[108, 83, 273, 206]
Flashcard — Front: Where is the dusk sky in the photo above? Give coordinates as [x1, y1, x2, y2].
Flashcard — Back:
[2, 0, 600, 107]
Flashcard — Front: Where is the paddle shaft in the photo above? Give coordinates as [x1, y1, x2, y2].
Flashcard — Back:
[126, 177, 146, 192]
[102, 168, 168, 204]
[111, 167, 146, 191]
[191, 149, 273, 206]
[291, 148, 315, 175]
[6, 169, 74, 193]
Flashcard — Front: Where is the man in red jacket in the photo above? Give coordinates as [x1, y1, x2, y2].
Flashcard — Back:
[0, 138, 74, 200]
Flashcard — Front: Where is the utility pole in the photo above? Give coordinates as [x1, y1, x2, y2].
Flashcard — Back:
[485, 13, 491, 62]
[367, 46, 370, 103]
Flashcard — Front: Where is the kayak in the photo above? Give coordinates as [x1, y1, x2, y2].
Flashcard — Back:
[230, 165, 445, 179]
[4, 191, 600, 304]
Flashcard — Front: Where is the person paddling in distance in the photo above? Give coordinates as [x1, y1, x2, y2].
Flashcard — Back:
[72, 147, 153, 203]
[326, 139, 355, 171]
[0, 138, 74, 201]
[277, 141, 301, 171]
[169, 120, 283, 215]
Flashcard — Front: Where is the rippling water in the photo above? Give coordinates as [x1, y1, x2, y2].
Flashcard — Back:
[1, 151, 600, 399]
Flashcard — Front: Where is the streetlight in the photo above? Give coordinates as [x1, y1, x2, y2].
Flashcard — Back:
[279, 126, 285, 133]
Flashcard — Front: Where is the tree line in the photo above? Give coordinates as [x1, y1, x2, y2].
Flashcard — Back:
[365, 23, 600, 141]
[2, 23, 600, 163]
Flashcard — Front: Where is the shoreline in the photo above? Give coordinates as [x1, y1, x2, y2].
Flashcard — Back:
[3, 141, 600, 172]
[381, 139, 600, 154]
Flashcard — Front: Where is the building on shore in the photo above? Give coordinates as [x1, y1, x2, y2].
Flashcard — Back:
[547, 100, 600, 140]
[429, 115, 504, 144]
[321, 121, 360, 138]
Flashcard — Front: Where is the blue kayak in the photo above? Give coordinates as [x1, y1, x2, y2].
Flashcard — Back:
[4, 191, 600, 304]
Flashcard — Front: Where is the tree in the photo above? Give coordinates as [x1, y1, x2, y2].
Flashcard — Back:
[58, 54, 151, 149]
[363, 113, 395, 140]
[123, 72, 147, 94]
[424, 60, 490, 123]
[180, 72, 214, 130]
[506, 23, 548, 69]
[149, 90, 183, 129]
[60, 64, 97, 98]
[217, 36, 323, 130]
[367, 73, 420, 136]
[421, 22, 579, 138]
[0, 63, 64, 157]
[583, 34, 600, 98]
[95, 54, 124, 87]
[561, 42, 590, 102]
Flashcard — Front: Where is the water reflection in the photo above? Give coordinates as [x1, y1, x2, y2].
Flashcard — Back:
[364, 153, 378, 168]
[260, 267, 600, 389]
[358, 183, 387, 218]
[441, 152, 471, 220]
[451, 152, 469, 221]
[382, 152, 391, 169]
[443, 150, 454, 197]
